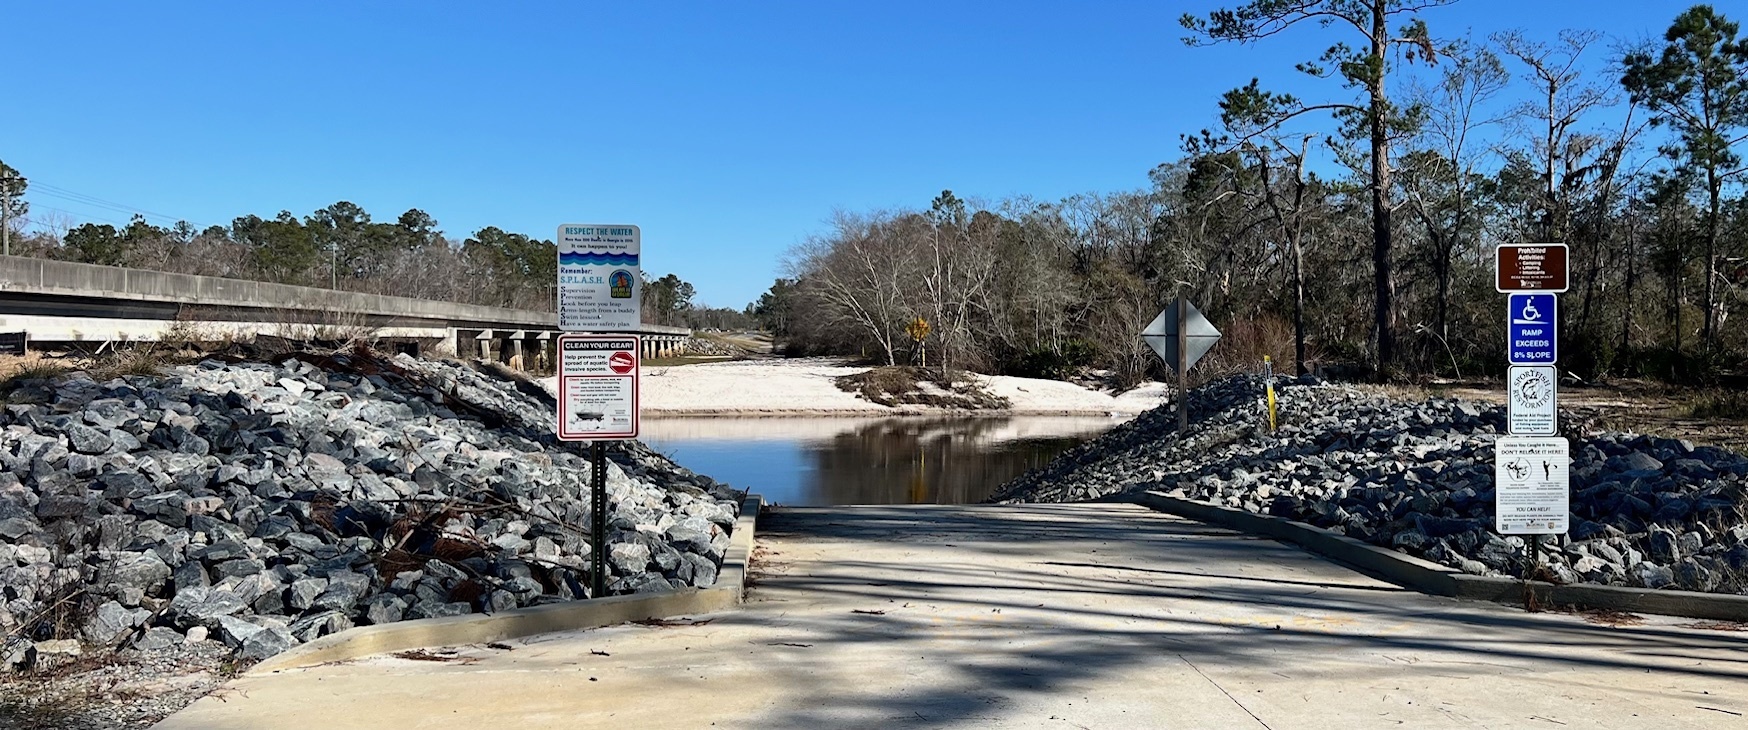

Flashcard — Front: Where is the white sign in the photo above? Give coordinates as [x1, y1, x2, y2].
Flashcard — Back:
[1507, 366, 1558, 435]
[557, 334, 640, 440]
[558, 224, 641, 332]
[1495, 436, 1569, 535]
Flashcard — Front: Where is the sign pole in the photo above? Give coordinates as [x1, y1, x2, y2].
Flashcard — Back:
[555, 224, 643, 600]
[1177, 299, 1189, 432]
[590, 441, 608, 598]
[1495, 243, 1571, 585]
[1141, 296, 1220, 432]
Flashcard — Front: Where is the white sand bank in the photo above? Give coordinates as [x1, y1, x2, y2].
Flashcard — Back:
[568, 358, 1172, 416]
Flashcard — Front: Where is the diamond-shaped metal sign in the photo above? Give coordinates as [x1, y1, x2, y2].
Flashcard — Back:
[1142, 298, 1221, 373]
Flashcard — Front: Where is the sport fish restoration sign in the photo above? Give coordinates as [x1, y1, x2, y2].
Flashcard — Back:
[558, 224, 641, 331]
[557, 334, 640, 441]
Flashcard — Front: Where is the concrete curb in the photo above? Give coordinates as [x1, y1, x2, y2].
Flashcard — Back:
[1132, 490, 1748, 622]
[247, 493, 764, 674]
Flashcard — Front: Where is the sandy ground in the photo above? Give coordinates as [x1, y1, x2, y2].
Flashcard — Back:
[1385, 379, 1748, 454]
[638, 415, 1125, 444]
[600, 358, 1171, 416]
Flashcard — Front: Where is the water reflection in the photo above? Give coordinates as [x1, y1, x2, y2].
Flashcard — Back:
[639, 416, 1119, 506]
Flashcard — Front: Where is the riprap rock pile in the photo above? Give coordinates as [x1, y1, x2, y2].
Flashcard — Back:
[993, 376, 1748, 594]
[0, 351, 741, 667]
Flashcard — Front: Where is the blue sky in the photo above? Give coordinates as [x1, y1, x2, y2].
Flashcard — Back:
[3, 1, 1693, 308]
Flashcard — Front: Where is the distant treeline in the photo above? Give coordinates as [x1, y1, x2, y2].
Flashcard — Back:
[754, 3, 1748, 386]
[0, 182, 752, 330]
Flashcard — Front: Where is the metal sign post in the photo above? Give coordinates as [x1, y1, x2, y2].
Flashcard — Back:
[556, 334, 641, 598]
[589, 442, 607, 597]
[1495, 244, 1571, 592]
[556, 225, 644, 598]
[1142, 298, 1221, 432]
[1177, 301, 1188, 432]
[555, 337, 639, 597]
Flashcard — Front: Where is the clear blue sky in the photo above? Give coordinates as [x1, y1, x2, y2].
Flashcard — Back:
[2, 1, 1690, 308]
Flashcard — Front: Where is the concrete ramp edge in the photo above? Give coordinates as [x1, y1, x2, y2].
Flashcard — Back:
[248, 493, 764, 674]
[1132, 490, 1748, 623]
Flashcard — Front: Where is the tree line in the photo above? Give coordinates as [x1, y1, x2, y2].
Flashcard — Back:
[758, 2, 1748, 386]
[0, 183, 754, 330]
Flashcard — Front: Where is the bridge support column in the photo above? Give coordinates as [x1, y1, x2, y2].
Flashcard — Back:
[474, 330, 494, 361]
[535, 331, 554, 372]
[436, 329, 461, 358]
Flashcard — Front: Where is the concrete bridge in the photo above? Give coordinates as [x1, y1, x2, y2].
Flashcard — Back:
[0, 255, 691, 369]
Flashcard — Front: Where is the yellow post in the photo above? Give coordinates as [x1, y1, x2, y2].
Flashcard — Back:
[1264, 355, 1278, 432]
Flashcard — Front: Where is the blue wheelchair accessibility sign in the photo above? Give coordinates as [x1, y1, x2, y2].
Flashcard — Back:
[1508, 293, 1557, 366]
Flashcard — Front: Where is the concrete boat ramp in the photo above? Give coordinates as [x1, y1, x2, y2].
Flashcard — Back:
[159, 504, 1747, 729]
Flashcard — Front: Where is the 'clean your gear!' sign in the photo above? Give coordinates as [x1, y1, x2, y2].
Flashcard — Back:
[557, 334, 640, 441]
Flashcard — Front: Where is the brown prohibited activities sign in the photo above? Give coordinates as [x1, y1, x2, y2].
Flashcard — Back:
[1496, 243, 1569, 293]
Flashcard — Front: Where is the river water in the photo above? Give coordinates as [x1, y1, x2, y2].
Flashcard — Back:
[639, 416, 1122, 506]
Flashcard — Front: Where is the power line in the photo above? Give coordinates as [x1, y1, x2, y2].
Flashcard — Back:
[21, 180, 206, 230]
[29, 182, 185, 223]
[25, 204, 131, 227]
[30, 188, 185, 226]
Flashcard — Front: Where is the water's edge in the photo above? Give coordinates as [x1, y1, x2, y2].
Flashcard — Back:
[640, 416, 1122, 506]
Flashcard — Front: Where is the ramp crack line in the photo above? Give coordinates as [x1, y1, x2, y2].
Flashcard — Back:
[1178, 654, 1273, 730]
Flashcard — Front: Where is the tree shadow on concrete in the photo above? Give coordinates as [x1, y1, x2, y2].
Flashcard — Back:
[733, 504, 1748, 728]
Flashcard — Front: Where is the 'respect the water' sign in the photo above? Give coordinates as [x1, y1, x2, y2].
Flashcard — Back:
[1507, 293, 1557, 366]
[558, 224, 641, 332]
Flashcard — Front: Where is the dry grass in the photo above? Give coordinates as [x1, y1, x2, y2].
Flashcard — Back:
[0, 359, 74, 388]
[392, 649, 477, 664]
[1685, 389, 1748, 419]
[1679, 621, 1748, 632]
[645, 354, 739, 367]
[1579, 608, 1646, 627]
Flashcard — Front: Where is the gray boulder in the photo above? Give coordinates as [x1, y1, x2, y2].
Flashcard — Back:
[82, 600, 146, 645]
[238, 626, 297, 661]
[105, 551, 171, 598]
[133, 626, 184, 651]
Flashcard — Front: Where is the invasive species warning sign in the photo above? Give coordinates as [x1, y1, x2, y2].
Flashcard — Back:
[1496, 243, 1569, 293]
[1495, 436, 1569, 535]
[1507, 293, 1557, 366]
[1507, 366, 1558, 436]
[558, 224, 641, 332]
[557, 334, 640, 440]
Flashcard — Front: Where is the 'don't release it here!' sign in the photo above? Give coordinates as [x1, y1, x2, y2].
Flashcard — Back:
[558, 224, 641, 332]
